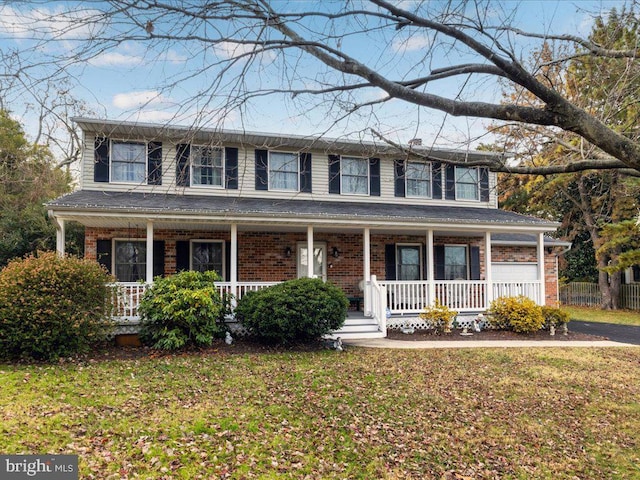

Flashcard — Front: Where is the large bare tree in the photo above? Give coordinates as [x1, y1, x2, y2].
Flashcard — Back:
[2, 0, 640, 174]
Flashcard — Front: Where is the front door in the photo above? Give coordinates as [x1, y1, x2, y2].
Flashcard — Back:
[297, 243, 327, 280]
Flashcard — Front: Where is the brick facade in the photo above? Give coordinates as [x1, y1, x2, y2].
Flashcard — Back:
[85, 228, 559, 305]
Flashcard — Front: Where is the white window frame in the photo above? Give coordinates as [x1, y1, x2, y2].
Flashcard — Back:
[444, 244, 469, 280]
[396, 243, 423, 281]
[341, 156, 369, 195]
[268, 150, 299, 192]
[296, 242, 327, 281]
[454, 166, 480, 201]
[189, 240, 225, 278]
[190, 145, 225, 188]
[405, 161, 432, 198]
[112, 239, 146, 282]
[110, 140, 147, 184]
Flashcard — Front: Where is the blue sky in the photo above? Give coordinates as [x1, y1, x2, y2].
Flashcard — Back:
[0, 0, 630, 156]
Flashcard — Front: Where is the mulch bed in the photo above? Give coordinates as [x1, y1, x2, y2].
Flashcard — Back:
[386, 328, 608, 342]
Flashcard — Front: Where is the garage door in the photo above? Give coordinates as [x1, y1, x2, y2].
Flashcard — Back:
[492, 262, 538, 282]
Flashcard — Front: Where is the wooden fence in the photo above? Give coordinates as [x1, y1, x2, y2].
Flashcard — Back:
[560, 282, 640, 310]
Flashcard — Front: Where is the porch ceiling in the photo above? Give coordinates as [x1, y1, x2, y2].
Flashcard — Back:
[48, 190, 559, 234]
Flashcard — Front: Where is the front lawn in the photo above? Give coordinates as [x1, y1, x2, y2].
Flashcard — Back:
[564, 305, 640, 326]
[2, 347, 640, 478]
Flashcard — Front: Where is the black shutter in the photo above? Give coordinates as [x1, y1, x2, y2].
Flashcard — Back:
[225, 147, 239, 189]
[94, 137, 109, 183]
[432, 162, 442, 199]
[176, 240, 190, 271]
[153, 240, 165, 278]
[300, 152, 312, 193]
[422, 244, 428, 280]
[147, 141, 162, 185]
[394, 160, 405, 197]
[328, 154, 341, 194]
[176, 144, 190, 187]
[224, 240, 231, 281]
[369, 157, 380, 196]
[255, 149, 269, 190]
[469, 245, 481, 280]
[385, 244, 396, 281]
[445, 164, 456, 200]
[479, 168, 489, 202]
[96, 239, 112, 274]
[434, 245, 445, 280]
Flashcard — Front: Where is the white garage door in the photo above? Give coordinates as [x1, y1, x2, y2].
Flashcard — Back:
[492, 263, 538, 282]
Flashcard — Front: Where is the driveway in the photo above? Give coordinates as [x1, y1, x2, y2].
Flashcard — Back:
[569, 321, 640, 345]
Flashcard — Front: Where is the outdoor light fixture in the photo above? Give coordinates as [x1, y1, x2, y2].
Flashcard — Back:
[285, 246, 292, 258]
[332, 246, 340, 258]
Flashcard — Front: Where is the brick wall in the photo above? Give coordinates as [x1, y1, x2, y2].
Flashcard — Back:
[85, 228, 559, 304]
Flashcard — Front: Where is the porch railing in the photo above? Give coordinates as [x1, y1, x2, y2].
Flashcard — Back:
[368, 275, 387, 334]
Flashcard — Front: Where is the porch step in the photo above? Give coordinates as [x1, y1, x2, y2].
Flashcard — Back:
[327, 317, 385, 340]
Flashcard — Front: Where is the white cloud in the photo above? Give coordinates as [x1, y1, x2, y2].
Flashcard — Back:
[0, 5, 99, 40]
[112, 90, 169, 110]
[89, 52, 144, 67]
[158, 49, 188, 64]
[127, 110, 180, 123]
[392, 35, 431, 53]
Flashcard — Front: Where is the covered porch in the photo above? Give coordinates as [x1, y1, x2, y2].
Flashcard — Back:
[49, 191, 562, 339]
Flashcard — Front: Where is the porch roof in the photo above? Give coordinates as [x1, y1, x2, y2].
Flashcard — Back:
[48, 190, 559, 233]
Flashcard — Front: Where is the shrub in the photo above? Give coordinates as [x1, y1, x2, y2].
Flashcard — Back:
[138, 270, 228, 350]
[0, 251, 114, 362]
[235, 278, 348, 345]
[488, 295, 545, 333]
[541, 306, 570, 329]
[419, 299, 458, 333]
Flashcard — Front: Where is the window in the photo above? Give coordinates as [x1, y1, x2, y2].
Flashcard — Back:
[406, 161, 431, 198]
[114, 240, 146, 282]
[455, 167, 480, 200]
[191, 146, 223, 187]
[191, 241, 224, 276]
[269, 152, 299, 191]
[111, 141, 146, 183]
[444, 245, 468, 280]
[397, 245, 422, 281]
[341, 157, 369, 194]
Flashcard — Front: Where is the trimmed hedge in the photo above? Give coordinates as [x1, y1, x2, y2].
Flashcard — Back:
[138, 270, 228, 350]
[0, 251, 114, 362]
[235, 278, 348, 345]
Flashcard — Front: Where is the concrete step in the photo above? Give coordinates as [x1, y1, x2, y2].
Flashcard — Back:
[325, 330, 386, 340]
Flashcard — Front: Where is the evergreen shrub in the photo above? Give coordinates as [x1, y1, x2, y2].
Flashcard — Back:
[0, 251, 114, 361]
[488, 295, 545, 333]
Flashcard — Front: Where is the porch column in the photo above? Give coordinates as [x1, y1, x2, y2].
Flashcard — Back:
[427, 229, 435, 306]
[55, 218, 66, 257]
[485, 231, 493, 307]
[537, 232, 546, 305]
[307, 225, 314, 278]
[146, 221, 154, 284]
[363, 227, 371, 315]
[231, 223, 238, 304]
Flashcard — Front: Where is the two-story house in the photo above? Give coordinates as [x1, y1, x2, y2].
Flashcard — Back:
[47, 118, 568, 338]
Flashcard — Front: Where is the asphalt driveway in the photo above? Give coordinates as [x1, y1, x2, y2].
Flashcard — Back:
[569, 321, 640, 345]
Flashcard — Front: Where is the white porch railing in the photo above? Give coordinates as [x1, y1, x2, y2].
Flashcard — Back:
[380, 280, 543, 314]
[368, 275, 387, 334]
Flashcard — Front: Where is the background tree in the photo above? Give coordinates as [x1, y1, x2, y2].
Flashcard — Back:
[1, 1, 640, 174]
[495, 8, 640, 309]
[0, 108, 75, 267]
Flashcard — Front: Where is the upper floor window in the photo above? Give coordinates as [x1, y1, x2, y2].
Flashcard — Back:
[406, 161, 432, 198]
[111, 141, 146, 183]
[455, 167, 480, 201]
[341, 157, 369, 195]
[191, 146, 223, 187]
[269, 152, 299, 191]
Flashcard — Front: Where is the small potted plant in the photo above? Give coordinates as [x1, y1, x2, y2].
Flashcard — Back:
[419, 300, 458, 334]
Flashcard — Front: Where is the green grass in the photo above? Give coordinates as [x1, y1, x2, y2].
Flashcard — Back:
[2, 347, 640, 479]
[564, 305, 640, 326]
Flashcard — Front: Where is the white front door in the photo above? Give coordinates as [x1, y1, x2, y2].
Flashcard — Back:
[297, 243, 327, 280]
